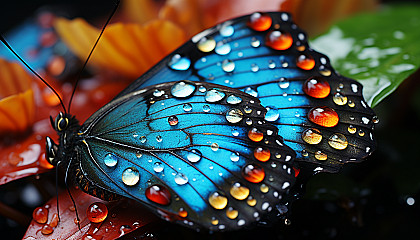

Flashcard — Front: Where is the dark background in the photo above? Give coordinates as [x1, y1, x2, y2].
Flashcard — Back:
[1, 0, 420, 239]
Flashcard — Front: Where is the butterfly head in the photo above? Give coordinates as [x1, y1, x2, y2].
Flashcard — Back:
[46, 112, 80, 166]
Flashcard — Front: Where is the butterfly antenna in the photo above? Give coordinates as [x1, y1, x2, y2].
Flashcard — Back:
[67, 0, 120, 113]
[0, 35, 67, 114]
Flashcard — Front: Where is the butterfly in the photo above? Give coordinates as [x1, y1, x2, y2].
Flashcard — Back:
[4, 11, 376, 232]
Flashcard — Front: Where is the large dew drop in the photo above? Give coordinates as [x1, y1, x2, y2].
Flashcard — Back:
[254, 147, 271, 162]
[296, 54, 315, 70]
[242, 163, 265, 183]
[247, 12, 272, 31]
[226, 109, 243, 123]
[328, 133, 348, 150]
[87, 202, 108, 223]
[265, 106, 279, 121]
[308, 107, 339, 127]
[303, 76, 330, 98]
[266, 30, 293, 50]
[230, 182, 250, 200]
[215, 42, 231, 55]
[175, 173, 188, 185]
[122, 167, 140, 186]
[248, 128, 264, 142]
[197, 37, 216, 52]
[226, 95, 242, 104]
[171, 81, 196, 98]
[145, 185, 171, 205]
[168, 54, 191, 70]
[220, 25, 234, 37]
[104, 153, 118, 167]
[208, 192, 228, 210]
[222, 59, 235, 72]
[187, 149, 202, 163]
[205, 89, 226, 102]
[301, 128, 323, 144]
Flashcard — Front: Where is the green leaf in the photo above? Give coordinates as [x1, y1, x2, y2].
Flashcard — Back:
[310, 4, 420, 108]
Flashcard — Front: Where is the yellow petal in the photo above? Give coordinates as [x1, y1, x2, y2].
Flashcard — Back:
[54, 18, 187, 79]
[0, 58, 35, 134]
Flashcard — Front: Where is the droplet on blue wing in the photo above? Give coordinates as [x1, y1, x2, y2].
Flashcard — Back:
[156, 135, 163, 142]
[104, 153, 118, 167]
[226, 109, 243, 123]
[265, 106, 280, 122]
[197, 37, 216, 52]
[251, 63, 259, 72]
[203, 105, 210, 112]
[278, 78, 290, 89]
[174, 173, 188, 185]
[198, 86, 207, 93]
[168, 54, 191, 70]
[205, 89, 226, 102]
[183, 103, 192, 112]
[153, 89, 164, 97]
[250, 37, 260, 47]
[215, 42, 231, 55]
[244, 87, 258, 97]
[168, 115, 179, 126]
[268, 60, 276, 69]
[226, 95, 242, 104]
[153, 162, 164, 172]
[122, 167, 140, 186]
[187, 149, 202, 163]
[211, 143, 219, 151]
[232, 129, 239, 136]
[220, 25, 234, 37]
[171, 81, 196, 98]
[140, 136, 147, 143]
[230, 152, 240, 162]
[221, 59, 235, 72]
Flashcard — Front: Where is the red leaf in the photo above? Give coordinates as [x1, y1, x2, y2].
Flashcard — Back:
[23, 187, 161, 239]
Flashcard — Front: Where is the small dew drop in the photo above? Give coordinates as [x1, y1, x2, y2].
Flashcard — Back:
[171, 81, 196, 98]
[174, 173, 188, 185]
[153, 162, 164, 172]
[168, 54, 191, 71]
[222, 59, 235, 72]
[187, 149, 202, 163]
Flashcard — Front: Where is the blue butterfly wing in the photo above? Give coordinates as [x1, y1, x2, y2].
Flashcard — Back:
[75, 81, 296, 231]
[119, 12, 376, 173]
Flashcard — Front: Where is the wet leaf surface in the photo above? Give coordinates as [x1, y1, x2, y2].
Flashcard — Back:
[311, 4, 420, 107]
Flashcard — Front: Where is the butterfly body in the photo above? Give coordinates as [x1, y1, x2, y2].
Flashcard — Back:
[43, 11, 376, 232]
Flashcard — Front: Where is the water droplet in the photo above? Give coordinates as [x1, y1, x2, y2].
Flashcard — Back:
[308, 107, 339, 127]
[171, 81, 196, 98]
[87, 202, 108, 223]
[222, 59, 235, 72]
[232, 129, 239, 136]
[208, 192, 228, 210]
[251, 37, 261, 47]
[319, 65, 332, 76]
[187, 149, 202, 163]
[41, 224, 54, 235]
[296, 54, 315, 70]
[333, 92, 348, 105]
[198, 86, 207, 92]
[202, 105, 210, 112]
[156, 135, 163, 142]
[265, 106, 279, 121]
[278, 78, 290, 89]
[168, 54, 191, 70]
[247, 12, 272, 31]
[229, 182, 249, 200]
[168, 115, 179, 126]
[122, 167, 140, 186]
[226, 95, 242, 104]
[302, 149, 309, 157]
[247, 196, 257, 206]
[251, 63, 259, 72]
[245, 118, 253, 125]
[230, 152, 240, 162]
[244, 106, 252, 114]
[211, 217, 219, 225]
[372, 116, 379, 124]
[348, 100, 355, 108]
[254, 147, 271, 162]
[103, 153, 118, 167]
[197, 37, 216, 52]
[178, 208, 188, 218]
[33, 206, 48, 224]
[242, 163, 265, 183]
[303, 76, 330, 98]
[215, 42, 231, 55]
[266, 30, 293, 50]
[175, 173, 188, 185]
[301, 128, 322, 144]
[145, 185, 171, 205]
[348, 125, 356, 134]
[205, 89, 226, 102]
[351, 84, 358, 93]
[260, 184, 269, 193]
[183, 103, 192, 112]
[328, 133, 348, 150]
[211, 143, 219, 151]
[220, 25, 234, 37]
[136, 151, 142, 158]
[358, 130, 365, 137]
[153, 89, 164, 97]
[248, 128, 264, 142]
[244, 87, 258, 97]
[226, 207, 239, 219]
[225, 109, 244, 124]
[153, 162, 164, 172]
[315, 151, 327, 161]
[140, 136, 147, 143]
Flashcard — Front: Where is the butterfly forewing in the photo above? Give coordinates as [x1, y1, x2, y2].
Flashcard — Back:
[75, 81, 296, 231]
[118, 12, 376, 173]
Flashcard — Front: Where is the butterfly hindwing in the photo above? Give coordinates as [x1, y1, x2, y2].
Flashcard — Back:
[75, 81, 296, 231]
[117, 12, 376, 173]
